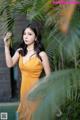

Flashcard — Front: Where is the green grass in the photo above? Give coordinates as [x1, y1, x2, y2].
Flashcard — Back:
[0, 102, 19, 120]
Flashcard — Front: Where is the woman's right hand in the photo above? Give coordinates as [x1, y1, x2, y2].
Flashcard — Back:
[4, 32, 12, 47]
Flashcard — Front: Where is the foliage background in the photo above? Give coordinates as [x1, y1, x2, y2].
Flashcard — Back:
[0, 0, 80, 119]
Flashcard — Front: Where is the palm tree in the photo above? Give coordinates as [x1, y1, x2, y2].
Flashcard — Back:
[0, 0, 80, 118]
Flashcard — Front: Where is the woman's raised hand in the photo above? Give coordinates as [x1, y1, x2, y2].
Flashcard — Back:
[4, 32, 12, 47]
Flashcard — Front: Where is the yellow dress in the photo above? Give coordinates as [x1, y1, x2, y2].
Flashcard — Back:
[17, 54, 43, 120]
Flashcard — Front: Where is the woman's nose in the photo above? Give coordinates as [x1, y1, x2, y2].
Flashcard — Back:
[25, 36, 28, 39]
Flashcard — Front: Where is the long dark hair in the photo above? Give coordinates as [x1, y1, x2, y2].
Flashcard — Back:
[18, 21, 45, 59]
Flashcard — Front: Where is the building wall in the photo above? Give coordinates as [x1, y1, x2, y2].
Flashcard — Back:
[0, 14, 27, 101]
[0, 36, 11, 101]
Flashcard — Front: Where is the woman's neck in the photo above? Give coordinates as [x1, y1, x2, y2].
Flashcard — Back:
[27, 44, 35, 52]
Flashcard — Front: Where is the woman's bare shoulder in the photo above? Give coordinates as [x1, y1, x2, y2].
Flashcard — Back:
[39, 51, 48, 60]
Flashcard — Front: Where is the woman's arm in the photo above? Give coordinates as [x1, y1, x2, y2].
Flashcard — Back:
[39, 51, 51, 77]
[4, 32, 19, 68]
[4, 46, 19, 68]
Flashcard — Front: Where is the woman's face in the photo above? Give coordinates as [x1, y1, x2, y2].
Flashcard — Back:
[23, 27, 37, 45]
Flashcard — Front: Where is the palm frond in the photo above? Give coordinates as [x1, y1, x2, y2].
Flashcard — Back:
[45, 6, 80, 70]
[25, 69, 80, 119]
[0, 0, 14, 33]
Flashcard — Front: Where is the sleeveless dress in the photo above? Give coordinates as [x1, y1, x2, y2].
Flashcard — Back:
[17, 54, 43, 120]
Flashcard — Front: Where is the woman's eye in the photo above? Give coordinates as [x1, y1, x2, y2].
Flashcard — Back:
[23, 32, 32, 35]
[28, 33, 32, 35]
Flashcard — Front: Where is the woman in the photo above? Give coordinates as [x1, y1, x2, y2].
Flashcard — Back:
[4, 22, 51, 120]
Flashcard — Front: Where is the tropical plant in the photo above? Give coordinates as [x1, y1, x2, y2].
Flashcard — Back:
[20, 69, 80, 120]
[0, 0, 80, 119]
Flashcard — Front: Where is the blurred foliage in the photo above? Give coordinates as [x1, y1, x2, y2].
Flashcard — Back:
[0, 0, 80, 119]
